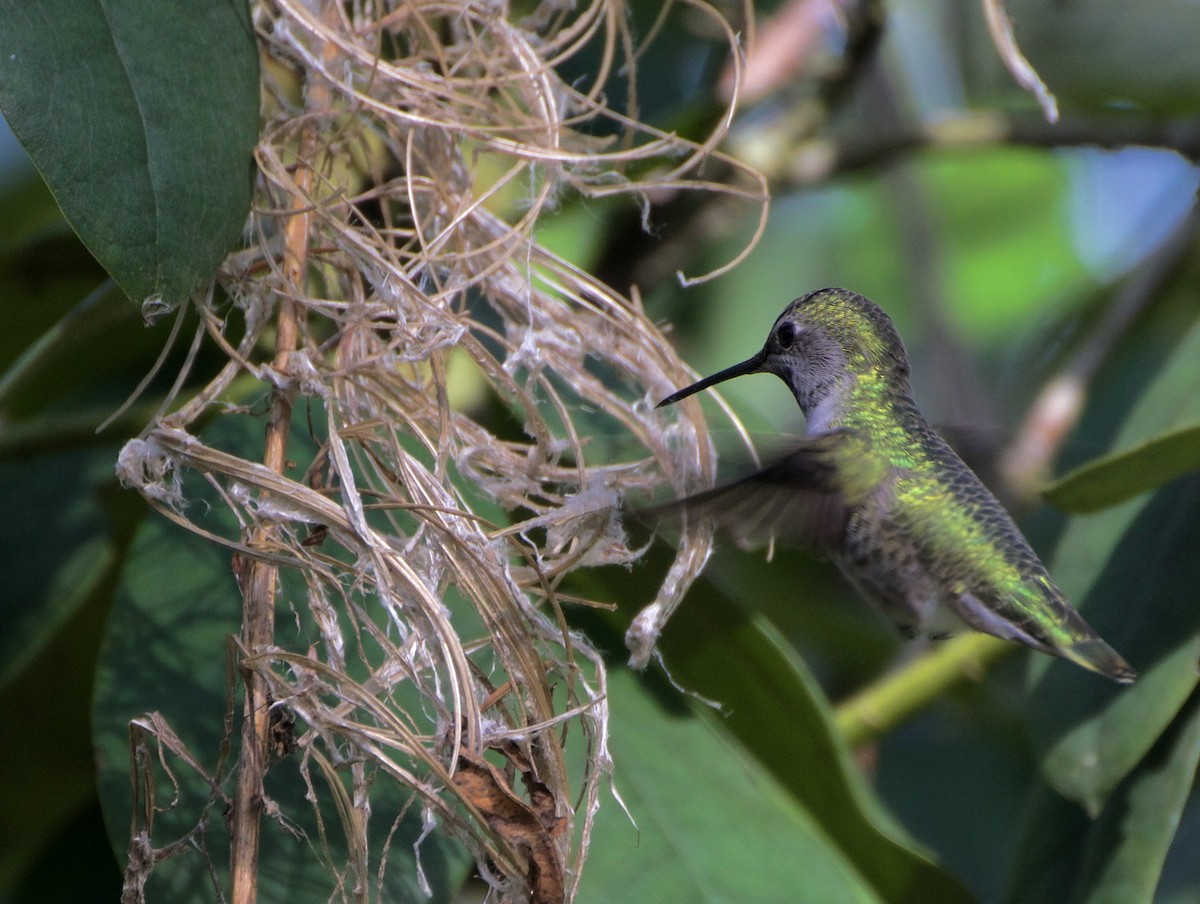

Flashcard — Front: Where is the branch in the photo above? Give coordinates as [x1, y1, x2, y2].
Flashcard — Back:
[1001, 209, 1199, 500]
[770, 113, 1200, 187]
[982, 0, 1058, 123]
[835, 634, 1011, 749]
[228, 53, 320, 904]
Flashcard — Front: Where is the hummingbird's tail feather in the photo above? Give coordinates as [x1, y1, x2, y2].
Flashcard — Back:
[1059, 637, 1137, 685]
[952, 591, 1136, 684]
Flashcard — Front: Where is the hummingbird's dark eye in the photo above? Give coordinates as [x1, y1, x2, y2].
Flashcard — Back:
[776, 322, 796, 349]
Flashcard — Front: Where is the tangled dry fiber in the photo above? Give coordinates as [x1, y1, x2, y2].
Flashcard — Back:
[117, 1, 766, 901]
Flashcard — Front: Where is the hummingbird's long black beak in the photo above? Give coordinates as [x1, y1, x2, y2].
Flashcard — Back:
[657, 348, 768, 408]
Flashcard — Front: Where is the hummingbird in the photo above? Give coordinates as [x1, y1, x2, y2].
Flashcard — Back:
[657, 288, 1135, 683]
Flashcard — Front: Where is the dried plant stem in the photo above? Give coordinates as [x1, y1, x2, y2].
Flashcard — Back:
[115, 2, 764, 897]
[1000, 209, 1198, 500]
[229, 145, 313, 904]
[981, 0, 1058, 123]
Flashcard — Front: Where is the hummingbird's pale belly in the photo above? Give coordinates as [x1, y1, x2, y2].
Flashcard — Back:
[833, 507, 966, 640]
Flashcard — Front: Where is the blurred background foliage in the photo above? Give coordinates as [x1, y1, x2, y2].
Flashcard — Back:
[2, 0, 1200, 902]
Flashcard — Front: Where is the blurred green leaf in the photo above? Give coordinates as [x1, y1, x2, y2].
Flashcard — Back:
[652, 582, 973, 903]
[1075, 693, 1200, 904]
[577, 541, 970, 902]
[0, 173, 111, 370]
[1043, 423, 1200, 514]
[1028, 314, 1200, 812]
[0, 0, 259, 305]
[0, 530, 113, 688]
[0, 447, 134, 686]
[0, 276, 216, 694]
[0, 155, 68, 252]
[0, 491, 125, 892]
[1006, 0, 1200, 115]
[873, 676, 1038, 900]
[1038, 622, 1200, 816]
[580, 668, 884, 904]
[8, 802, 121, 903]
[0, 282, 138, 424]
[1005, 692, 1200, 904]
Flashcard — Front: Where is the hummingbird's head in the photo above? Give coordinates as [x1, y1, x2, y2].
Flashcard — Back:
[658, 288, 911, 419]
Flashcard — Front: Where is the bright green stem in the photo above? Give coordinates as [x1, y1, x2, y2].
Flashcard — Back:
[835, 634, 1013, 748]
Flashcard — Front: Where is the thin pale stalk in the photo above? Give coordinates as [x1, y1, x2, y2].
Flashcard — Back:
[835, 634, 1011, 749]
[228, 115, 315, 904]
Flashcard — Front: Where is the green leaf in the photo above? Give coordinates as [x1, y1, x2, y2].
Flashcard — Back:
[1028, 314, 1200, 813]
[652, 574, 974, 904]
[871, 678, 1041, 899]
[1005, 0, 1200, 115]
[1037, 619, 1200, 816]
[579, 668, 883, 904]
[0, 505, 125, 891]
[0, 171, 112, 372]
[0, 283, 139, 424]
[0, 0, 259, 305]
[1005, 693, 1200, 904]
[918, 151, 1090, 344]
[1075, 695, 1200, 904]
[1043, 423, 1200, 514]
[574, 542, 970, 903]
[0, 446, 135, 686]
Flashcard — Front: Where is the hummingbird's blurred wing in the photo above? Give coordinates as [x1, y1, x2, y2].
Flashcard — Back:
[650, 429, 883, 551]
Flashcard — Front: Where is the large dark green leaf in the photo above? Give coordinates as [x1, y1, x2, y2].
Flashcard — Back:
[0, 448, 125, 687]
[579, 668, 884, 904]
[1027, 314, 1200, 813]
[1032, 484, 1200, 813]
[647, 570, 973, 903]
[1005, 692, 1200, 904]
[0, 0, 259, 305]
